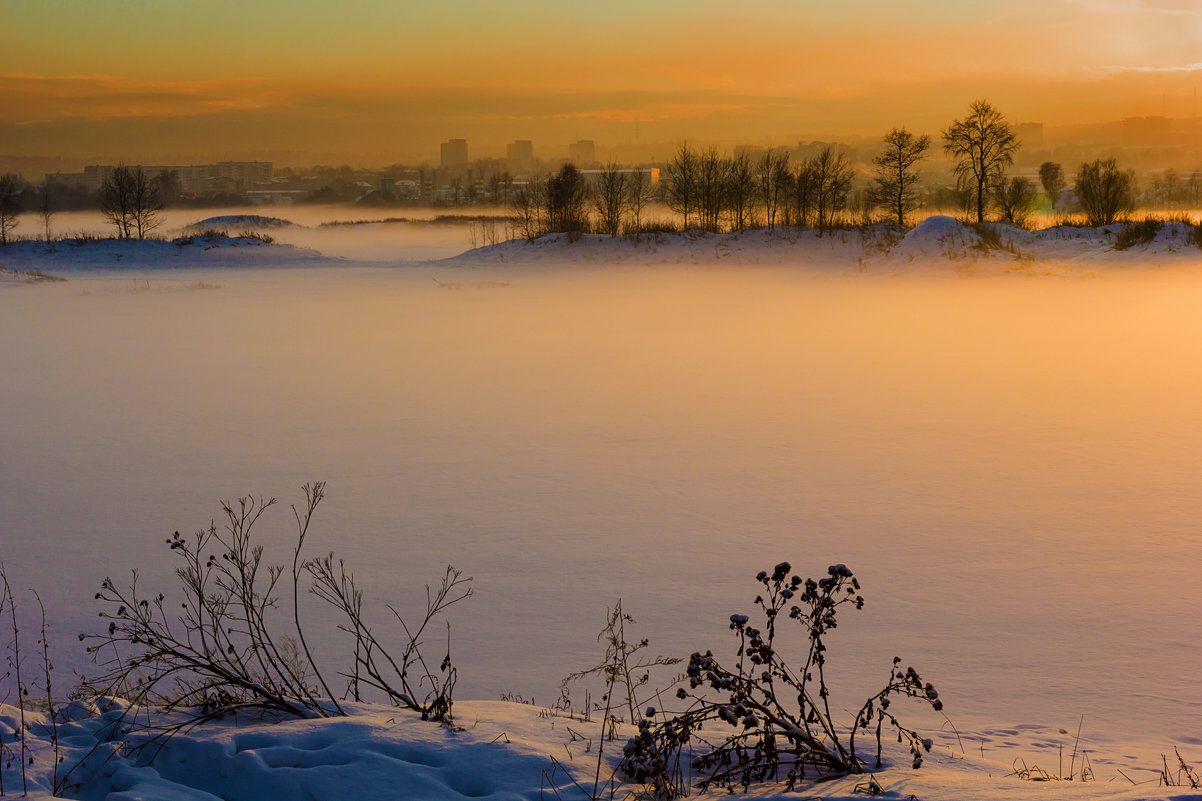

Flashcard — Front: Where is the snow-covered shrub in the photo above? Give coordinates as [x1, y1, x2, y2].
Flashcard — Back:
[561, 600, 681, 725]
[1113, 218, 1163, 251]
[307, 560, 471, 723]
[83, 483, 471, 730]
[1184, 218, 1202, 250]
[618, 562, 943, 796]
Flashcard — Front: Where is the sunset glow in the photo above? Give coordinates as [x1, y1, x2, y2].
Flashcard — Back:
[7, 0, 1202, 162]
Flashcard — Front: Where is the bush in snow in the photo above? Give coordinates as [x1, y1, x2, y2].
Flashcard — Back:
[618, 562, 943, 796]
[1113, 218, 1163, 251]
[561, 600, 681, 725]
[82, 482, 471, 733]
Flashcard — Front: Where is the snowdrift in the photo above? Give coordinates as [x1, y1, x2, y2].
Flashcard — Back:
[442, 228, 883, 269]
[0, 236, 338, 271]
[0, 266, 67, 286]
[443, 217, 1202, 272]
[181, 214, 298, 234]
[1, 699, 1189, 801]
[888, 215, 992, 261]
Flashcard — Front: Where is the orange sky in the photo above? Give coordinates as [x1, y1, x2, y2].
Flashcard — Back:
[4, 0, 1201, 163]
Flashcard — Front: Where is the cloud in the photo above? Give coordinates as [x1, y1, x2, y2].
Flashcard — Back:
[1097, 62, 1202, 73]
[0, 73, 280, 124]
[1065, 0, 1200, 12]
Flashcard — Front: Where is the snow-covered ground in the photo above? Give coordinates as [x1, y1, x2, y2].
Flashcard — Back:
[4, 213, 1200, 274]
[8, 207, 491, 263]
[0, 236, 337, 271]
[0, 266, 68, 287]
[439, 216, 1202, 273]
[2, 217, 1201, 799]
[4, 698, 1196, 801]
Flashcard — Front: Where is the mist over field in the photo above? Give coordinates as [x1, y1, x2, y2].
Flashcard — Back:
[3, 248, 1201, 778]
[33, 205, 496, 261]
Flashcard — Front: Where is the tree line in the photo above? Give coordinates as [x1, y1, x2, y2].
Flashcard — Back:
[0, 165, 169, 245]
[0, 101, 1189, 247]
[504, 100, 1167, 241]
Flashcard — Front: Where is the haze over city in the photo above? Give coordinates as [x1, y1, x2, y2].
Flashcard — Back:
[5, 0, 1202, 165]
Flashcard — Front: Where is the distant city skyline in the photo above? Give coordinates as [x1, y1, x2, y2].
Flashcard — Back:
[4, 0, 1202, 163]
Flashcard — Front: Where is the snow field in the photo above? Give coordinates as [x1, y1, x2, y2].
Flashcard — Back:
[3, 699, 1195, 801]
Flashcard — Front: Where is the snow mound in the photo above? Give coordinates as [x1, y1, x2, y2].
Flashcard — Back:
[0, 266, 66, 286]
[888, 216, 994, 262]
[443, 219, 1202, 274]
[183, 215, 297, 233]
[975, 221, 1037, 249]
[0, 237, 337, 271]
[1113, 220, 1200, 252]
[443, 229, 869, 269]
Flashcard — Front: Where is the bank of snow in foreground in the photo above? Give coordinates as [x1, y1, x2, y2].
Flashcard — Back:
[2, 699, 1194, 801]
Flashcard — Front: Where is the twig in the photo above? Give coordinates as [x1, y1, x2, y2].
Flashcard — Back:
[33, 590, 61, 794]
[2, 565, 28, 796]
[1069, 714, 1083, 779]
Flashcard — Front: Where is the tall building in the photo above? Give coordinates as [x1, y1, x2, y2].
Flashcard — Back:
[506, 140, 534, 168]
[568, 140, 596, 165]
[441, 139, 469, 168]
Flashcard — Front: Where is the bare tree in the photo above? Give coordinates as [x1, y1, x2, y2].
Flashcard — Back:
[545, 163, 589, 239]
[153, 169, 181, 206]
[992, 176, 1038, 227]
[942, 100, 1020, 223]
[725, 152, 758, 232]
[486, 171, 513, 206]
[758, 150, 790, 230]
[1159, 168, 1181, 210]
[778, 168, 796, 227]
[508, 180, 545, 241]
[38, 181, 56, 244]
[695, 147, 726, 233]
[790, 161, 818, 228]
[130, 169, 164, 239]
[869, 127, 930, 227]
[664, 142, 698, 230]
[810, 146, 855, 233]
[1075, 158, 1136, 226]
[0, 173, 20, 246]
[100, 166, 135, 238]
[593, 162, 628, 237]
[1038, 162, 1065, 213]
[625, 169, 656, 236]
[849, 186, 875, 227]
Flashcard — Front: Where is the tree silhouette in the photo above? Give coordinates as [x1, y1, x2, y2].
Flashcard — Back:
[943, 101, 1019, 223]
[869, 128, 930, 227]
[1038, 162, 1065, 213]
[0, 173, 20, 246]
[1075, 158, 1135, 226]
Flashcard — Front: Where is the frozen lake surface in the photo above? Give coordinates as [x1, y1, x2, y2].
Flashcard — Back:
[2, 260, 1200, 770]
